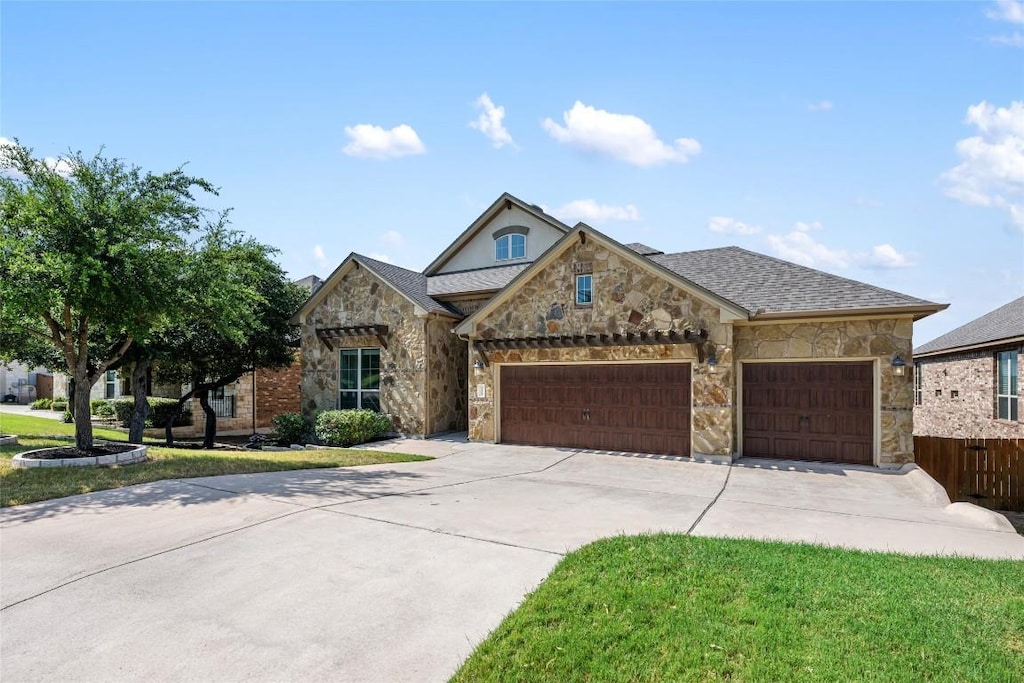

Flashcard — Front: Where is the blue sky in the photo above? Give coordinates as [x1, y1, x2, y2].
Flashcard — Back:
[3, 1, 1022, 344]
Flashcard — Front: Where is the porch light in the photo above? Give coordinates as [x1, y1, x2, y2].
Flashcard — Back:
[706, 353, 718, 373]
[891, 354, 906, 377]
[473, 359, 485, 371]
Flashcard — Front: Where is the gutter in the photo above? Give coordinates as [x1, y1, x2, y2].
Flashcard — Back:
[747, 303, 949, 323]
[913, 335, 1024, 359]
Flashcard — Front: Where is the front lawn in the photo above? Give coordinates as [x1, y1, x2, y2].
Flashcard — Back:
[0, 413, 428, 507]
[453, 535, 1024, 682]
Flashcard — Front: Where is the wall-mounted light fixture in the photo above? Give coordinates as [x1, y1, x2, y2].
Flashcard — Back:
[706, 352, 718, 373]
[891, 354, 906, 377]
[473, 359, 485, 372]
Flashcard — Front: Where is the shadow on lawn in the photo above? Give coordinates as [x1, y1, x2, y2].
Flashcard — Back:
[0, 464, 431, 525]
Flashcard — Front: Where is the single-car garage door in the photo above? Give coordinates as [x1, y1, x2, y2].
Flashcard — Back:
[500, 363, 691, 456]
[742, 361, 873, 465]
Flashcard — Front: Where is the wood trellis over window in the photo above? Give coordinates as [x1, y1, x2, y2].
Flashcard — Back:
[472, 328, 709, 365]
[316, 325, 389, 351]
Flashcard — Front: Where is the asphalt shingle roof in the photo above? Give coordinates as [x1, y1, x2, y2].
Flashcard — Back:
[427, 264, 531, 297]
[914, 296, 1024, 355]
[649, 246, 937, 315]
[356, 255, 456, 316]
[625, 242, 664, 256]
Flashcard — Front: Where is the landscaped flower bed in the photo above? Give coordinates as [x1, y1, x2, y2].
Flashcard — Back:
[12, 443, 147, 468]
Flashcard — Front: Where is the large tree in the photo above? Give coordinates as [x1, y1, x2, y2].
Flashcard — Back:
[153, 227, 305, 448]
[0, 141, 215, 450]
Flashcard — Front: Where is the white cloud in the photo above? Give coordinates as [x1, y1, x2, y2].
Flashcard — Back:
[854, 196, 883, 208]
[765, 222, 914, 270]
[986, 0, 1024, 23]
[379, 230, 405, 248]
[767, 228, 851, 269]
[986, 1, 1024, 47]
[807, 100, 834, 112]
[469, 93, 513, 149]
[342, 123, 426, 159]
[940, 100, 1024, 231]
[707, 216, 761, 235]
[542, 101, 701, 167]
[367, 252, 393, 264]
[862, 244, 915, 269]
[0, 138, 74, 177]
[312, 245, 329, 269]
[990, 31, 1024, 46]
[546, 199, 640, 224]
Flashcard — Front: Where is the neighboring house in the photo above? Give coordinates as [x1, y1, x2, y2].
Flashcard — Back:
[0, 361, 53, 403]
[293, 193, 947, 467]
[51, 368, 125, 403]
[913, 296, 1023, 439]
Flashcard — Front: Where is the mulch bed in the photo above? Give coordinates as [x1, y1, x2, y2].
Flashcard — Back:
[25, 444, 138, 460]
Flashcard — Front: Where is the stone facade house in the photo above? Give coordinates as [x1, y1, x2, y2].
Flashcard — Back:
[913, 296, 1023, 438]
[295, 193, 947, 467]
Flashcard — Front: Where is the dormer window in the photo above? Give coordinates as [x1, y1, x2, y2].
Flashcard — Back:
[493, 227, 528, 261]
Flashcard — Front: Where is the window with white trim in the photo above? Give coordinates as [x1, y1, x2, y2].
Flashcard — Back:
[997, 350, 1018, 421]
[575, 274, 593, 306]
[495, 233, 526, 261]
[105, 370, 117, 399]
[340, 348, 381, 411]
[914, 362, 922, 406]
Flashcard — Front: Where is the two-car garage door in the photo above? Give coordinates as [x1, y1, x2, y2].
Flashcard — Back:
[498, 360, 875, 465]
[500, 363, 691, 456]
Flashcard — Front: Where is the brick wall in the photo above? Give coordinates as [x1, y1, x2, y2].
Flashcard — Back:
[255, 361, 302, 427]
[914, 346, 1023, 438]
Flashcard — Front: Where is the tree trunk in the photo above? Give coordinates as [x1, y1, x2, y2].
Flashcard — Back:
[72, 373, 94, 451]
[128, 360, 151, 444]
[68, 378, 76, 418]
[198, 389, 218, 449]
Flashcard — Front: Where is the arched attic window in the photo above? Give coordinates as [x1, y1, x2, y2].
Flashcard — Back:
[494, 226, 529, 262]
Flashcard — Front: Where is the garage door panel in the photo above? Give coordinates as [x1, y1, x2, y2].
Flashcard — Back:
[501, 363, 691, 457]
[743, 361, 873, 465]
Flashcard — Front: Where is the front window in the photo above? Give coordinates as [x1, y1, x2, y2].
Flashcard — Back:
[575, 274, 593, 306]
[997, 351, 1018, 421]
[340, 348, 381, 411]
[495, 233, 526, 261]
[105, 370, 117, 399]
[914, 362, 922, 406]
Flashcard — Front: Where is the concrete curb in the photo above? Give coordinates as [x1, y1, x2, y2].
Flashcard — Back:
[0, 435, 18, 446]
[944, 502, 1017, 533]
[12, 444, 148, 469]
[899, 464, 952, 506]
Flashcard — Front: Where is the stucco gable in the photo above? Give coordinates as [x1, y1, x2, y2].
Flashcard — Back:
[456, 225, 748, 337]
[424, 193, 571, 276]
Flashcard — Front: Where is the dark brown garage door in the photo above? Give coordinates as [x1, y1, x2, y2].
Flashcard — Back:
[742, 362, 873, 465]
[500, 363, 691, 456]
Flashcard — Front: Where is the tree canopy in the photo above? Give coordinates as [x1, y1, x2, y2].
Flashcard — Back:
[0, 141, 216, 449]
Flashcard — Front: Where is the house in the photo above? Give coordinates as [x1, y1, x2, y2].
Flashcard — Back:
[913, 296, 1023, 438]
[294, 193, 947, 467]
[1, 361, 53, 404]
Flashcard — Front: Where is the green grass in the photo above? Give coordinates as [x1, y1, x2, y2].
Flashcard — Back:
[0, 413, 428, 507]
[453, 535, 1024, 683]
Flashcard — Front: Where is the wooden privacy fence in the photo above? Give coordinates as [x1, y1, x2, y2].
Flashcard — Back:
[913, 436, 1023, 512]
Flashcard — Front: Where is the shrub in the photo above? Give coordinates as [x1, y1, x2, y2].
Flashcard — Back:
[51, 398, 68, 411]
[315, 410, 392, 447]
[111, 397, 192, 428]
[62, 410, 73, 423]
[94, 401, 116, 418]
[271, 412, 313, 446]
[90, 398, 107, 415]
[30, 398, 52, 410]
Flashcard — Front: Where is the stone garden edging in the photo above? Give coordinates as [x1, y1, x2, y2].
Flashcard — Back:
[0, 435, 18, 446]
[12, 444, 148, 469]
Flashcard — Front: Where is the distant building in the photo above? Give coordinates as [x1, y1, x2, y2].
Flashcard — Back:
[914, 296, 1023, 438]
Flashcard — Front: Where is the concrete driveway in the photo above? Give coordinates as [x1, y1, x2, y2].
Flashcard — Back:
[2, 438, 1021, 682]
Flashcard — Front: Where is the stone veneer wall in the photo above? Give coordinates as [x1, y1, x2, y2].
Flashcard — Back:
[733, 318, 914, 466]
[300, 266, 428, 435]
[426, 317, 468, 433]
[914, 347, 1023, 438]
[467, 240, 733, 455]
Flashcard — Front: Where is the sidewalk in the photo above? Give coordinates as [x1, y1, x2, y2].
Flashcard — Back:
[0, 403, 66, 421]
